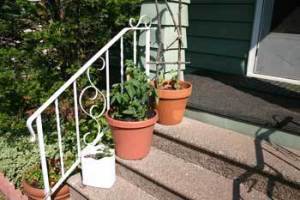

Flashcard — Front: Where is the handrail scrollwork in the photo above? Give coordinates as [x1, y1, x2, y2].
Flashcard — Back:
[129, 15, 152, 28]
[79, 57, 107, 147]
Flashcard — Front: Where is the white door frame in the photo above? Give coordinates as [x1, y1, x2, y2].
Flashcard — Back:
[246, 0, 300, 85]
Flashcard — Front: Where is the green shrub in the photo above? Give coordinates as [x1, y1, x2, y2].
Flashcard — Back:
[22, 152, 75, 189]
[0, 0, 141, 186]
[0, 133, 40, 187]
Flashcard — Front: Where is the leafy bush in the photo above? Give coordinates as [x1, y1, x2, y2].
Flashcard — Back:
[0, 0, 141, 186]
[22, 152, 75, 189]
[0, 0, 142, 136]
[109, 60, 157, 121]
[0, 133, 40, 187]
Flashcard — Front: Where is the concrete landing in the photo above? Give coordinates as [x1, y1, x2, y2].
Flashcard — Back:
[185, 73, 300, 136]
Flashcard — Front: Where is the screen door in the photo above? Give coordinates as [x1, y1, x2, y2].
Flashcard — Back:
[247, 0, 300, 85]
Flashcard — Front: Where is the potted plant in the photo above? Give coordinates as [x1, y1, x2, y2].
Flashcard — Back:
[22, 156, 72, 200]
[155, 76, 192, 125]
[105, 60, 158, 160]
[81, 126, 115, 188]
[153, 0, 192, 125]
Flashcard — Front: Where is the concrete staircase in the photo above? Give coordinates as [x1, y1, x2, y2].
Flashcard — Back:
[67, 117, 300, 200]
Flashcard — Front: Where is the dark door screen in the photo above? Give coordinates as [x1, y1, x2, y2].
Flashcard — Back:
[255, 0, 300, 81]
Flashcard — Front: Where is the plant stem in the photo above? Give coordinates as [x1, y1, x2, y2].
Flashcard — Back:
[155, 0, 163, 88]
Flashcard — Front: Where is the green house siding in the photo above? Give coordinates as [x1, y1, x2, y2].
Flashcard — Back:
[186, 0, 255, 75]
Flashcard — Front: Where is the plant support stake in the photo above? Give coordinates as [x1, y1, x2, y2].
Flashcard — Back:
[177, 0, 183, 81]
[154, 0, 184, 82]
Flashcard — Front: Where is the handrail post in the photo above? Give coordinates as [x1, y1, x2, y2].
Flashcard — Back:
[106, 50, 110, 110]
[55, 98, 65, 175]
[145, 28, 151, 78]
[36, 115, 51, 200]
[120, 36, 124, 92]
[73, 81, 81, 158]
[133, 31, 137, 65]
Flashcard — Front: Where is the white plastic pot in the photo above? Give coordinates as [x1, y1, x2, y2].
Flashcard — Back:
[81, 146, 116, 188]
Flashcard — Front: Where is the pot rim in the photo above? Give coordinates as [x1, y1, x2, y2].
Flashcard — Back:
[156, 81, 192, 100]
[22, 180, 44, 193]
[22, 180, 69, 197]
[105, 110, 158, 129]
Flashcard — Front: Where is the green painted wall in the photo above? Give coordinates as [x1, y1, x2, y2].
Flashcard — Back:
[186, 0, 255, 75]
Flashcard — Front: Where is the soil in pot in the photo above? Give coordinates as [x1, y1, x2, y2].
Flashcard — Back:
[156, 80, 192, 125]
[105, 110, 158, 160]
[22, 181, 69, 200]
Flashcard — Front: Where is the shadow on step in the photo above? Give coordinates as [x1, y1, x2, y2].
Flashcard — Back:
[154, 128, 300, 200]
[232, 119, 300, 200]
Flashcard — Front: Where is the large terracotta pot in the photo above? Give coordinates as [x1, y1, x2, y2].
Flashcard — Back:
[156, 81, 192, 125]
[22, 181, 70, 200]
[105, 111, 158, 160]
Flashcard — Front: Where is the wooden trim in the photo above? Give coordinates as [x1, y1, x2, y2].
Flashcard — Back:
[246, 0, 264, 78]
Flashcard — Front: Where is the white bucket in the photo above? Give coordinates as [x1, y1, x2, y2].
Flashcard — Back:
[81, 146, 116, 188]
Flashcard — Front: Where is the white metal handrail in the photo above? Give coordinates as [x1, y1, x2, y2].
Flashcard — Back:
[26, 16, 152, 200]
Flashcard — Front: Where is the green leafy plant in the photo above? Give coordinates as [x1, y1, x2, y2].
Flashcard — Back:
[22, 152, 74, 189]
[82, 117, 114, 150]
[157, 70, 181, 90]
[84, 146, 114, 160]
[109, 60, 157, 121]
[0, 134, 40, 187]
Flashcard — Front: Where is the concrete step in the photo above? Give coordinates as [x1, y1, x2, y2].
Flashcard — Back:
[117, 147, 269, 200]
[153, 117, 300, 200]
[67, 174, 157, 200]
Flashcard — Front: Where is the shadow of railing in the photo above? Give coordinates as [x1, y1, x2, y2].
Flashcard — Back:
[232, 117, 300, 200]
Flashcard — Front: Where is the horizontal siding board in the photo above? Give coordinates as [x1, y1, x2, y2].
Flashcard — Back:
[189, 4, 254, 22]
[188, 21, 252, 40]
[190, 0, 254, 4]
[186, 0, 255, 75]
[186, 52, 247, 74]
[188, 36, 250, 58]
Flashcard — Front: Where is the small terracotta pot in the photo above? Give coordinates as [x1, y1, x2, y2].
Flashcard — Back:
[22, 181, 70, 200]
[105, 111, 158, 160]
[156, 81, 192, 125]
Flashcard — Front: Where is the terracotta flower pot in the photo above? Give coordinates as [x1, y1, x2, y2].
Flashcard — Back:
[156, 81, 192, 125]
[22, 181, 70, 200]
[105, 111, 158, 160]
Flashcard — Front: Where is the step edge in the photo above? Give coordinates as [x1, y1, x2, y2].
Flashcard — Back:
[116, 163, 187, 200]
[67, 174, 158, 200]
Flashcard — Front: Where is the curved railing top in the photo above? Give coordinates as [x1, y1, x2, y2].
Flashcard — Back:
[26, 16, 153, 142]
[129, 15, 152, 28]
